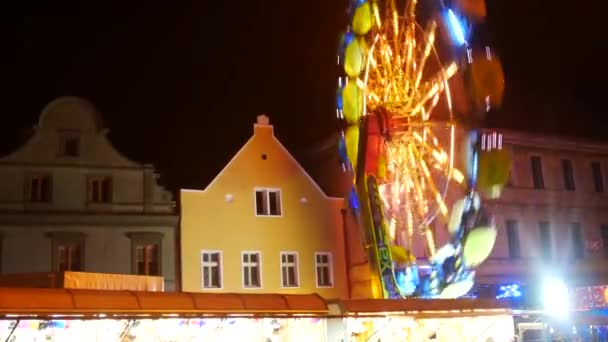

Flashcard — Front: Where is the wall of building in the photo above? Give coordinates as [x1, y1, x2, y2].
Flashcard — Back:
[0, 97, 178, 290]
[476, 130, 608, 287]
[181, 116, 348, 300]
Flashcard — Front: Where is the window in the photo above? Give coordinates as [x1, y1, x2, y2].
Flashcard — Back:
[27, 174, 52, 202]
[530, 156, 544, 189]
[88, 176, 112, 203]
[126, 232, 163, 276]
[58, 130, 81, 157]
[255, 188, 282, 216]
[280, 252, 299, 288]
[46, 232, 85, 272]
[570, 223, 584, 259]
[538, 221, 551, 260]
[315, 252, 333, 287]
[505, 220, 521, 259]
[242, 252, 262, 288]
[562, 159, 575, 191]
[201, 251, 222, 289]
[591, 162, 604, 193]
[601, 225, 608, 257]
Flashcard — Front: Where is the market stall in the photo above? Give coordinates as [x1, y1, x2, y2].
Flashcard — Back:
[0, 287, 328, 341]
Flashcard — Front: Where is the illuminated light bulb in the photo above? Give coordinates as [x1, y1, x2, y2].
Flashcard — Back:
[451, 169, 464, 183]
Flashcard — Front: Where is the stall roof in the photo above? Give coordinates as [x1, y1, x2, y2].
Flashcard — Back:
[0, 288, 327, 318]
[332, 298, 512, 318]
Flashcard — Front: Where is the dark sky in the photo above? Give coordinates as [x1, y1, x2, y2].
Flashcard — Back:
[0, 1, 605, 193]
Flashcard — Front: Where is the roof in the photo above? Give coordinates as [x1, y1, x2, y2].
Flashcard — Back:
[332, 298, 511, 318]
[0, 288, 327, 318]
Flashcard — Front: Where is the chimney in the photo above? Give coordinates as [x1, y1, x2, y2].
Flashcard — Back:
[254, 114, 273, 136]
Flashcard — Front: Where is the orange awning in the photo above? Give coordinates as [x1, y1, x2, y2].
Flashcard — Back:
[0, 288, 327, 318]
[333, 298, 511, 318]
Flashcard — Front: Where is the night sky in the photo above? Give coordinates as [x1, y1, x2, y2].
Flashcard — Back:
[0, 1, 605, 194]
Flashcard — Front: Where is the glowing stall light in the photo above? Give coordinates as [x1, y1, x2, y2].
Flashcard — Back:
[542, 277, 570, 318]
[496, 284, 523, 299]
[446, 9, 467, 46]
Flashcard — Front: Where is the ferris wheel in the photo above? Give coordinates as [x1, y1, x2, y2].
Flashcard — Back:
[337, 0, 507, 299]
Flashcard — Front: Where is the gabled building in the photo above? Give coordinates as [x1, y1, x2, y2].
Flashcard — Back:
[180, 115, 348, 300]
[0, 96, 178, 290]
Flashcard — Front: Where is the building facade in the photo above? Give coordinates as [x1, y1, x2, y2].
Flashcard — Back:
[302, 126, 608, 300]
[0, 97, 179, 290]
[474, 129, 608, 295]
[180, 115, 348, 300]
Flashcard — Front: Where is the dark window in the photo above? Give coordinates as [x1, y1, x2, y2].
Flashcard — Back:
[29, 174, 52, 202]
[570, 223, 584, 259]
[539, 221, 552, 260]
[242, 252, 261, 288]
[89, 177, 112, 203]
[202, 252, 222, 288]
[505, 220, 521, 259]
[315, 253, 333, 287]
[281, 253, 298, 287]
[592, 162, 604, 192]
[601, 225, 608, 257]
[530, 156, 544, 189]
[255, 189, 282, 216]
[562, 159, 575, 191]
[64, 137, 80, 157]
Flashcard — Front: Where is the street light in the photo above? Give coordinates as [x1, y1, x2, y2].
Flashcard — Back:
[541, 276, 569, 318]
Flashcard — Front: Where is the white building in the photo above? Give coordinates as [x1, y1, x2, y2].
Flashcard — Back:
[0, 97, 179, 290]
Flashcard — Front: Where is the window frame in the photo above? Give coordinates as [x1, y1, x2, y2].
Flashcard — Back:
[46, 232, 86, 272]
[126, 232, 163, 276]
[601, 224, 608, 258]
[201, 250, 223, 290]
[505, 220, 521, 259]
[279, 251, 299, 288]
[538, 221, 552, 260]
[561, 159, 576, 191]
[87, 175, 113, 204]
[570, 222, 585, 260]
[530, 156, 544, 189]
[254, 187, 283, 217]
[241, 251, 263, 289]
[591, 161, 604, 193]
[314, 252, 334, 288]
[58, 130, 81, 158]
[25, 173, 53, 203]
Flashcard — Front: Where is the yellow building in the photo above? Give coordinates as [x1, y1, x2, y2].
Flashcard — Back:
[180, 115, 348, 300]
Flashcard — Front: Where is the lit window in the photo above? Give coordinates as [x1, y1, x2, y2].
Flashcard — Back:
[315, 252, 333, 287]
[280, 252, 299, 288]
[201, 251, 222, 289]
[89, 176, 112, 203]
[126, 232, 163, 276]
[242, 252, 261, 288]
[255, 188, 282, 216]
[28, 174, 52, 202]
[47, 232, 86, 272]
[136, 244, 160, 275]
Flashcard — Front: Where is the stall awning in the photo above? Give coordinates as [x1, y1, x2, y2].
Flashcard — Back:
[0, 288, 328, 318]
[332, 298, 511, 318]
